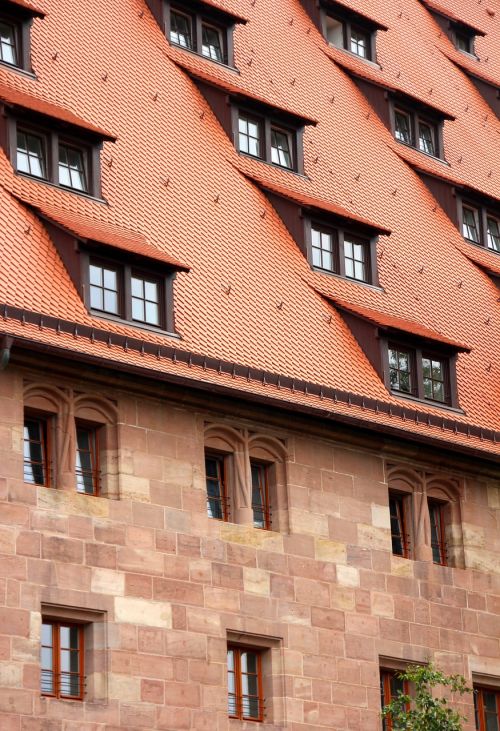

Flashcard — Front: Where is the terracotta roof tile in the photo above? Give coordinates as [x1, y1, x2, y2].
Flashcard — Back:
[418, 0, 486, 35]
[0, 82, 116, 141]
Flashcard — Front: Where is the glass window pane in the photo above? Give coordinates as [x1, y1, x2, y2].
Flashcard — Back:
[132, 298, 145, 321]
[433, 381, 444, 402]
[271, 129, 292, 169]
[354, 261, 365, 281]
[89, 265, 102, 286]
[41, 623, 53, 646]
[131, 277, 143, 298]
[423, 378, 433, 399]
[487, 217, 500, 252]
[202, 25, 223, 61]
[40, 647, 52, 670]
[242, 651, 257, 674]
[103, 268, 117, 289]
[322, 251, 333, 271]
[0, 22, 17, 65]
[103, 290, 118, 314]
[90, 286, 104, 311]
[58, 165, 71, 187]
[395, 111, 411, 144]
[144, 280, 158, 301]
[145, 301, 159, 325]
[170, 11, 192, 48]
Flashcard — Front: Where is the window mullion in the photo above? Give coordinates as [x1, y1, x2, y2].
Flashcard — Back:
[54, 623, 60, 699]
[123, 265, 131, 321]
[480, 206, 488, 249]
[51, 132, 59, 186]
[337, 229, 344, 276]
[415, 347, 424, 400]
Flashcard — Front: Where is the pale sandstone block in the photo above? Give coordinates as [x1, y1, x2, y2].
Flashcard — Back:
[289, 509, 329, 538]
[336, 565, 359, 588]
[390, 556, 414, 577]
[357, 523, 390, 551]
[162, 459, 193, 488]
[38, 488, 109, 518]
[465, 548, 500, 573]
[220, 524, 283, 552]
[315, 538, 346, 564]
[243, 567, 270, 596]
[371, 593, 395, 618]
[331, 586, 356, 611]
[487, 485, 500, 509]
[114, 597, 172, 628]
[119, 474, 151, 502]
[462, 523, 486, 548]
[371, 504, 391, 530]
[91, 568, 125, 596]
[0, 662, 22, 687]
[108, 673, 141, 702]
[29, 611, 40, 642]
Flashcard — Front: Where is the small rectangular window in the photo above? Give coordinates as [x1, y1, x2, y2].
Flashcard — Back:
[0, 19, 18, 66]
[422, 355, 447, 403]
[205, 453, 228, 521]
[41, 621, 84, 700]
[394, 109, 412, 145]
[487, 216, 500, 252]
[475, 687, 500, 731]
[350, 26, 369, 58]
[380, 669, 410, 730]
[89, 262, 120, 315]
[58, 143, 88, 192]
[201, 23, 224, 62]
[251, 462, 271, 530]
[17, 129, 46, 179]
[462, 205, 480, 243]
[170, 9, 193, 48]
[270, 127, 293, 169]
[418, 120, 435, 156]
[24, 416, 49, 486]
[344, 236, 367, 281]
[389, 492, 410, 558]
[238, 114, 261, 158]
[131, 274, 161, 326]
[428, 499, 447, 565]
[311, 225, 336, 272]
[388, 346, 413, 394]
[75, 425, 99, 496]
[227, 645, 264, 721]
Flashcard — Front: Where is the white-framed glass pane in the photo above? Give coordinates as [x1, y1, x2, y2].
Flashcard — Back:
[462, 207, 479, 242]
[145, 301, 159, 325]
[395, 111, 411, 144]
[170, 11, 192, 48]
[132, 298, 145, 321]
[90, 286, 104, 310]
[201, 24, 223, 61]
[89, 264, 102, 286]
[144, 280, 158, 301]
[103, 269, 117, 289]
[271, 129, 292, 168]
[103, 290, 118, 314]
[418, 122, 435, 155]
[131, 277, 143, 298]
[487, 217, 500, 252]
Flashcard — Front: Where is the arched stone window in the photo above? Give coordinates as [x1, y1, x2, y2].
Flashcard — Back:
[73, 394, 119, 499]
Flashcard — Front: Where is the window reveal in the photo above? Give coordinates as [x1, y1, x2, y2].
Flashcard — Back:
[428, 499, 447, 565]
[228, 646, 264, 721]
[380, 669, 410, 731]
[475, 687, 500, 731]
[205, 453, 228, 520]
[251, 462, 271, 530]
[41, 621, 84, 700]
[170, 9, 192, 48]
[0, 19, 17, 66]
[389, 492, 410, 558]
[23, 416, 49, 486]
[75, 425, 99, 496]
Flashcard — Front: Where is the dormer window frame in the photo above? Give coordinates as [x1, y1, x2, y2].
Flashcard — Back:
[305, 217, 375, 285]
[0, 1, 44, 75]
[458, 197, 500, 254]
[323, 10, 376, 62]
[391, 100, 443, 160]
[234, 106, 302, 174]
[164, 0, 235, 67]
[3, 111, 103, 199]
[452, 24, 476, 56]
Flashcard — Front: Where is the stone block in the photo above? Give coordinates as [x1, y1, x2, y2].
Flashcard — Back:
[336, 565, 360, 588]
[91, 568, 125, 596]
[114, 597, 172, 628]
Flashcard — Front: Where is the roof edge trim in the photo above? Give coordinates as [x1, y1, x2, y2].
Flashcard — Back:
[6, 0, 46, 18]
[418, 0, 486, 36]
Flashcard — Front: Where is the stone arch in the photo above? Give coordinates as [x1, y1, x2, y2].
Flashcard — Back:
[249, 434, 289, 534]
[425, 474, 464, 568]
[73, 393, 119, 499]
[204, 423, 248, 521]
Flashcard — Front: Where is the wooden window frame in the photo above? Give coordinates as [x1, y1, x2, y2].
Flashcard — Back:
[389, 490, 411, 559]
[169, 8, 194, 50]
[422, 352, 449, 404]
[84, 253, 175, 333]
[5, 115, 101, 198]
[235, 107, 301, 173]
[166, 1, 233, 66]
[0, 4, 38, 74]
[391, 102, 443, 159]
[428, 498, 447, 566]
[459, 198, 500, 254]
[388, 343, 417, 397]
[474, 686, 500, 730]
[250, 461, 271, 531]
[227, 644, 264, 722]
[270, 124, 294, 170]
[322, 9, 377, 61]
[41, 620, 85, 701]
[384, 340, 456, 407]
[205, 451, 230, 521]
[380, 669, 411, 731]
[307, 219, 375, 284]
[23, 412, 51, 487]
[75, 421, 100, 497]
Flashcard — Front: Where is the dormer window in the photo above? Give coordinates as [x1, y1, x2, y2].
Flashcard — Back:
[144, 0, 247, 68]
[0, 86, 116, 199]
[0, 1, 44, 74]
[460, 200, 500, 254]
[310, 223, 371, 283]
[236, 109, 298, 171]
[325, 13, 373, 60]
[393, 103, 441, 158]
[454, 27, 475, 54]
[418, 0, 484, 57]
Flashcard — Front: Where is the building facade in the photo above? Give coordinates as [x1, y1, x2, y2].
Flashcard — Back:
[0, 0, 499, 730]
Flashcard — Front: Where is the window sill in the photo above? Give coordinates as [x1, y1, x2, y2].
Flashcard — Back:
[311, 265, 384, 291]
[168, 41, 240, 74]
[15, 172, 108, 205]
[89, 310, 181, 339]
[328, 43, 381, 69]
[237, 152, 308, 180]
[463, 237, 500, 256]
[0, 59, 37, 79]
[389, 389, 465, 414]
[394, 140, 450, 166]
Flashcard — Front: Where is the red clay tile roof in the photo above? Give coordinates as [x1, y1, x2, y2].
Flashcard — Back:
[441, 47, 500, 89]
[454, 238, 500, 278]
[7, 0, 45, 17]
[0, 82, 116, 141]
[315, 0, 388, 30]
[324, 295, 471, 351]
[237, 166, 391, 235]
[0, 0, 498, 454]
[419, 0, 486, 35]
[187, 0, 248, 24]
[13, 193, 190, 271]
